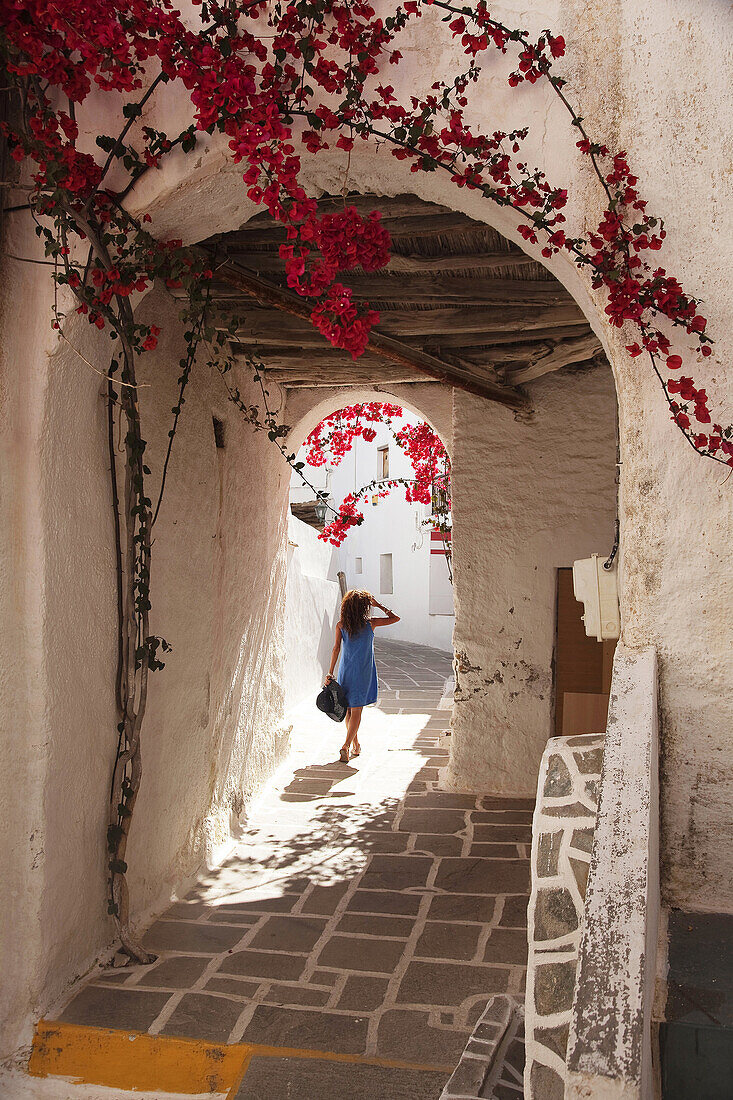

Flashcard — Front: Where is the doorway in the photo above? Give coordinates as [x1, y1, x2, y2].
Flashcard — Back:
[554, 567, 616, 737]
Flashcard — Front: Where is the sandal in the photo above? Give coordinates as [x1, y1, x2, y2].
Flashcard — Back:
[351, 744, 361, 758]
[339, 747, 349, 763]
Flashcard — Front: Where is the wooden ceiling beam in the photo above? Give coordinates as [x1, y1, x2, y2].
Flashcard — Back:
[221, 249, 535, 277]
[212, 260, 529, 411]
[244, 193, 453, 224]
[222, 212, 485, 248]
[502, 333, 604, 385]
[205, 277, 568, 309]
[320, 275, 567, 306]
[227, 302, 586, 340]
[260, 367, 437, 387]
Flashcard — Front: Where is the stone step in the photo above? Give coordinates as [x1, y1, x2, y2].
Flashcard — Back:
[439, 993, 525, 1099]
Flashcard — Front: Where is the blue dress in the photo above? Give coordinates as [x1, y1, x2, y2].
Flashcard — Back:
[338, 623, 378, 707]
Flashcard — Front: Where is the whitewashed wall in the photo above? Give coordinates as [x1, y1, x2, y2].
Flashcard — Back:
[0, 287, 293, 1057]
[284, 513, 341, 710]
[449, 368, 618, 796]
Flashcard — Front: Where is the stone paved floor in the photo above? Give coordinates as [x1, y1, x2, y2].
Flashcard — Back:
[56, 638, 533, 1098]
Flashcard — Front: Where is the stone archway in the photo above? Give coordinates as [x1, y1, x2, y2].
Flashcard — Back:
[182, 187, 620, 799]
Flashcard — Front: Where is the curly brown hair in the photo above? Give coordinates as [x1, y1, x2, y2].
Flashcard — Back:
[340, 589, 372, 636]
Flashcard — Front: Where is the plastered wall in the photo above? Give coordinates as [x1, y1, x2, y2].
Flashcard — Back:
[0, 287, 293, 1058]
[284, 513, 341, 711]
[448, 368, 618, 796]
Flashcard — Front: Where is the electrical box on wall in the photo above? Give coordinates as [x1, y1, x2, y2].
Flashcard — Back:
[572, 555, 621, 641]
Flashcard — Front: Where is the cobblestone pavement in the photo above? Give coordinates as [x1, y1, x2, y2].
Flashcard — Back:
[56, 638, 533, 1098]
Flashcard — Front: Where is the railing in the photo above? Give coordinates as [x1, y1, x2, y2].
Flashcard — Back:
[524, 731, 605, 1097]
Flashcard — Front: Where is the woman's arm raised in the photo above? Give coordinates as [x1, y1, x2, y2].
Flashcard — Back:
[370, 597, 400, 627]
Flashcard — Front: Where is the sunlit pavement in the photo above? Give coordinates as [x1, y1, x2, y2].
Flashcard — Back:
[50, 639, 532, 1099]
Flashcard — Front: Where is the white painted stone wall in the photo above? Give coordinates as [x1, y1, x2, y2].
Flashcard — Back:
[449, 367, 618, 796]
[284, 513, 341, 710]
[0, 286, 293, 1057]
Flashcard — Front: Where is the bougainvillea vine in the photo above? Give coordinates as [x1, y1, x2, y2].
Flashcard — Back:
[304, 404, 452, 581]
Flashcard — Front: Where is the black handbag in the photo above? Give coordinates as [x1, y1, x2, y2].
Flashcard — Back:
[316, 679, 347, 722]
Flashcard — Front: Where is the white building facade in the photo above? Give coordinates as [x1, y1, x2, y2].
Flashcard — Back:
[290, 413, 455, 653]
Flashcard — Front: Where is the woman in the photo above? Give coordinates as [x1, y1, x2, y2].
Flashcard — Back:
[325, 589, 400, 762]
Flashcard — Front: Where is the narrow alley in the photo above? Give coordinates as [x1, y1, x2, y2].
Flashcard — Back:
[38, 639, 532, 1098]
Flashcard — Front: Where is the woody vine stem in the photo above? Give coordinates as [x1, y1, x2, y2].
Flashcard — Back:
[1, 0, 730, 961]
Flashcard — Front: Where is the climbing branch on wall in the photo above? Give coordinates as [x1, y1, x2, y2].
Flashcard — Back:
[0, 0, 730, 963]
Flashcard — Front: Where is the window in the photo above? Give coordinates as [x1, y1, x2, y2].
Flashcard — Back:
[380, 553, 393, 594]
[355, 557, 363, 574]
[378, 445, 389, 480]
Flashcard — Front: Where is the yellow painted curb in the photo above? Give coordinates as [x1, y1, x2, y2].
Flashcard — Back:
[30, 1019, 455, 1095]
[29, 1021, 250, 1095]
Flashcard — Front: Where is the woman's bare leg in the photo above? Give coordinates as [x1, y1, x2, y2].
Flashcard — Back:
[347, 707, 363, 755]
[340, 710, 353, 758]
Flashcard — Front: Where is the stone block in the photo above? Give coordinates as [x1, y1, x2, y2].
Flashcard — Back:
[535, 1022, 569, 1059]
[440, 1053, 490, 1096]
[142, 919, 244, 954]
[247, 915, 327, 954]
[337, 974, 390, 1011]
[262, 983, 330, 1007]
[241, 1004, 369, 1054]
[316, 933, 406, 973]
[569, 855, 590, 895]
[534, 959, 576, 1016]
[473, 824, 533, 844]
[58, 986, 171, 1031]
[397, 960, 509, 1006]
[534, 886, 579, 941]
[570, 827, 594, 854]
[398, 808, 466, 834]
[363, 831, 411, 853]
[482, 928, 528, 966]
[377, 1008, 470, 1064]
[530, 1061, 565, 1100]
[160, 992, 244, 1041]
[543, 755, 573, 797]
[536, 831, 562, 877]
[573, 747, 603, 774]
[434, 857, 530, 896]
[415, 921, 481, 961]
[218, 950, 307, 982]
[415, 834, 464, 857]
[499, 896, 528, 928]
[299, 883, 350, 915]
[210, 894, 297, 914]
[336, 912, 414, 938]
[347, 890, 422, 916]
[427, 894, 497, 924]
[359, 854, 433, 891]
[471, 811, 535, 825]
[470, 843, 523, 859]
[204, 975, 261, 998]
[235, 1055, 449, 1099]
[405, 792, 478, 809]
[136, 955, 211, 989]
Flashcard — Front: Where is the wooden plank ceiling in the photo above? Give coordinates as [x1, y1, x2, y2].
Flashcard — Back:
[197, 192, 606, 406]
